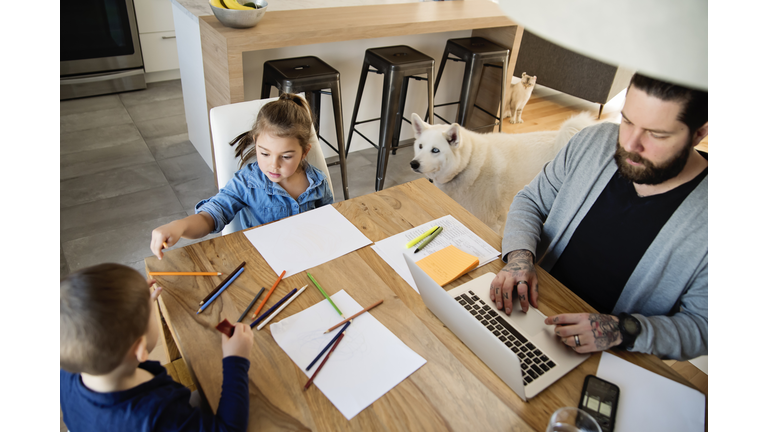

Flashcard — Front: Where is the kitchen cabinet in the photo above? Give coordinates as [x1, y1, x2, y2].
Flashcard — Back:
[134, 0, 180, 77]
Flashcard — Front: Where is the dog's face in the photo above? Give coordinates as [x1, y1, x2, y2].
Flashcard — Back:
[409, 113, 462, 181]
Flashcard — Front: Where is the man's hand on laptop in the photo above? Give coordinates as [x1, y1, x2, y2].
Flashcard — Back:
[545, 313, 621, 353]
[490, 249, 539, 314]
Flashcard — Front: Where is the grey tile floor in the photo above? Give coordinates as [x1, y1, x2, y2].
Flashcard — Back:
[60, 80, 423, 279]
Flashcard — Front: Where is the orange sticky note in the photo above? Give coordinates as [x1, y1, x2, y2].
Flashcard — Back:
[416, 245, 479, 286]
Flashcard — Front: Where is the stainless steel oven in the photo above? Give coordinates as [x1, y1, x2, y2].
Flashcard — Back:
[60, 0, 146, 100]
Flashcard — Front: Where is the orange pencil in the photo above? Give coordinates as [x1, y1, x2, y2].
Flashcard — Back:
[324, 299, 384, 333]
[148, 271, 222, 276]
[251, 270, 286, 319]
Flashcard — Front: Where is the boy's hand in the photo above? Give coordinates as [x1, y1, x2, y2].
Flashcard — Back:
[150, 220, 186, 260]
[222, 323, 253, 359]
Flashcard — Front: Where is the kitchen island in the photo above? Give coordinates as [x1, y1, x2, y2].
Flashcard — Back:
[171, 0, 521, 174]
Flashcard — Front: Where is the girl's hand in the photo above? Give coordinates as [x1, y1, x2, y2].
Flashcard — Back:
[150, 220, 186, 260]
[222, 323, 253, 359]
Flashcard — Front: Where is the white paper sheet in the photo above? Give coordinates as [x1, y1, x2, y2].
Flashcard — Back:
[371, 215, 500, 293]
[243, 205, 372, 277]
[596, 352, 706, 432]
[270, 290, 427, 420]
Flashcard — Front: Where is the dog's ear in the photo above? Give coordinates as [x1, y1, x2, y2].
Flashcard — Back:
[444, 124, 461, 147]
[411, 113, 427, 137]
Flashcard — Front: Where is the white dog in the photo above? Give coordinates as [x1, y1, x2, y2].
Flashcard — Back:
[409, 112, 596, 235]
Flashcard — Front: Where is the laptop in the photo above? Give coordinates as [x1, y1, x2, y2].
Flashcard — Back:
[404, 255, 588, 401]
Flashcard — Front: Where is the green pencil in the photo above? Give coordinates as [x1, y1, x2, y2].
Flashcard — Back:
[307, 272, 345, 318]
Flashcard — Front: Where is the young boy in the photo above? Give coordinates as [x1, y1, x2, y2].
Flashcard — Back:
[60, 263, 253, 431]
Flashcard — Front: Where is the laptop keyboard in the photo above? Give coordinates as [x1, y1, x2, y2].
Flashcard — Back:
[455, 290, 556, 386]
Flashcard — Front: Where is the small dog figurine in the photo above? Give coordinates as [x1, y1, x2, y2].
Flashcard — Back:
[503, 72, 536, 124]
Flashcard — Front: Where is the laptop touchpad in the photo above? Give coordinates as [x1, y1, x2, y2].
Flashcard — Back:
[505, 307, 548, 338]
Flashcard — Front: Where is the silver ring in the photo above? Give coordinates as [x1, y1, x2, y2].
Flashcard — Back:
[574, 335, 581, 347]
[516, 281, 529, 286]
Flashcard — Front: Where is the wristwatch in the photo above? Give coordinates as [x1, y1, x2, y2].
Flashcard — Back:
[617, 312, 641, 350]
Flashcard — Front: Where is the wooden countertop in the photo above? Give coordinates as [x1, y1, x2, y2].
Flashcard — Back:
[199, 0, 514, 52]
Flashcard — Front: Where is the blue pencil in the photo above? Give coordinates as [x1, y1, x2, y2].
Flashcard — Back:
[305, 321, 351, 371]
[250, 288, 298, 328]
[197, 267, 245, 314]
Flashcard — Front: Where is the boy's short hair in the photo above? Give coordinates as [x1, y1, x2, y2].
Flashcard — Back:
[61, 264, 150, 375]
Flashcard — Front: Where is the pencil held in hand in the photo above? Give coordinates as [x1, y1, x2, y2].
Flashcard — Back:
[324, 299, 383, 333]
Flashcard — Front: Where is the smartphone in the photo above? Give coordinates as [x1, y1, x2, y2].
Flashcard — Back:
[578, 375, 619, 432]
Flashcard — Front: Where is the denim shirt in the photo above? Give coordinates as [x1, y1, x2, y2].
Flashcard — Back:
[195, 162, 334, 234]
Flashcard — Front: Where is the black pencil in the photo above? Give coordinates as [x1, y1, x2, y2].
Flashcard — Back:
[199, 261, 246, 306]
[237, 287, 265, 323]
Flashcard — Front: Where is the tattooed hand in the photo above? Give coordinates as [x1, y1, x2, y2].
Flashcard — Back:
[490, 249, 539, 314]
[544, 313, 622, 353]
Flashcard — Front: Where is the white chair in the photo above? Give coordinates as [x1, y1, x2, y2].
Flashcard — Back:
[209, 96, 334, 235]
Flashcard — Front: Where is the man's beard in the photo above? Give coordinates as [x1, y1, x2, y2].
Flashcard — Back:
[613, 137, 692, 185]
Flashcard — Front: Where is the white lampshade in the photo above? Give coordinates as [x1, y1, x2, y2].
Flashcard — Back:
[496, 0, 707, 90]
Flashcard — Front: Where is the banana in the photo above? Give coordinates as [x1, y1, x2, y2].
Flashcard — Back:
[221, 0, 255, 10]
[211, 0, 228, 9]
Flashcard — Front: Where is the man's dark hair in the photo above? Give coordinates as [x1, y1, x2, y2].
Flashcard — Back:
[629, 73, 708, 134]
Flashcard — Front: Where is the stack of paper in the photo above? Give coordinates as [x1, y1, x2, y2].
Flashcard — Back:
[270, 290, 426, 420]
[243, 205, 372, 277]
[417, 245, 479, 286]
[371, 215, 500, 293]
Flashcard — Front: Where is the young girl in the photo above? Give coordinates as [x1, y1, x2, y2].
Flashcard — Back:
[150, 93, 334, 260]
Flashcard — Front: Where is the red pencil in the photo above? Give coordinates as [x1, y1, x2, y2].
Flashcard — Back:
[304, 331, 345, 391]
[251, 270, 286, 319]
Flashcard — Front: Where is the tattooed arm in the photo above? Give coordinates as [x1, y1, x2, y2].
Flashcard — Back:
[544, 313, 623, 353]
[490, 249, 539, 314]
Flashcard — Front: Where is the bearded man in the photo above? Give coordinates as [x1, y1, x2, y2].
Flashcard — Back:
[490, 73, 708, 361]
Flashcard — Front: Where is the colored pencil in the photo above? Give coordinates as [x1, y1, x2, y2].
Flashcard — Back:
[405, 225, 439, 248]
[324, 299, 383, 333]
[197, 267, 245, 314]
[306, 321, 350, 371]
[237, 287, 265, 323]
[304, 331, 346, 391]
[251, 270, 286, 319]
[414, 226, 444, 253]
[199, 262, 246, 306]
[306, 272, 345, 318]
[148, 271, 222, 276]
[256, 285, 307, 330]
[162, 241, 169, 249]
[250, 287, 298, 328]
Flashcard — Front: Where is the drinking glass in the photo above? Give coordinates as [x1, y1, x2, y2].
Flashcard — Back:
[546, 407, 601, 432]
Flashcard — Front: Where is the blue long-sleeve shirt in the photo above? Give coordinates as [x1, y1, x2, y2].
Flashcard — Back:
[60, 357, 250, 432]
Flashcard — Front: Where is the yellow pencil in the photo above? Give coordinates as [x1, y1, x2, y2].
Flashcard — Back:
[148, 272, 222, 276]
[406, 226, 439, 248]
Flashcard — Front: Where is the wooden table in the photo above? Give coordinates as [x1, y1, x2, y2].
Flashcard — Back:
[145, 178, 697, 431]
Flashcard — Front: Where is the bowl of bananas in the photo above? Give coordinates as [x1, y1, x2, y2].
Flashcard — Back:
[210, 0, 268, 29]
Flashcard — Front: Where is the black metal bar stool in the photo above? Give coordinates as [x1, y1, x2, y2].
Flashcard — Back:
[261, 56, 349, 200]
[432, 37, 509, 132]
[346, 45, 434, 192]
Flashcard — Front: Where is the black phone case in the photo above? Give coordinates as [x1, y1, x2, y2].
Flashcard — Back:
[578, 374, 619, 432]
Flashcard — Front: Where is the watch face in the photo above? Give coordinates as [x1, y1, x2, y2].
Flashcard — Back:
[623, 316, 640, 335]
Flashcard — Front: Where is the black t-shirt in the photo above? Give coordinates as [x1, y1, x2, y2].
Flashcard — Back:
[549, 167, 707, 314]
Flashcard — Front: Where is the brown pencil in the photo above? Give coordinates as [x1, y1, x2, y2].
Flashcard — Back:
[324, 299, 383, 333]
[199, 262, 246, 306]
[304, 331, 345, 391]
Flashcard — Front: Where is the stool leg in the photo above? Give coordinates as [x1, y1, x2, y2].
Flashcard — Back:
[305, 90, 322, 134]
[457, 58, 484, 127]
[391, 76, 410, 156]
[427, 62, 435, 125]
[346, 59, 371, 158]
[427, 49, 450, 123]
[261, 80, 273, 99]
[498, 56, 509, 132]
[330, 79, 349, 200]
[376, 70, 404, 191]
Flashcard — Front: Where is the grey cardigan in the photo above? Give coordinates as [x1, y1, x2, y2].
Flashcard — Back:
[502, 122, 707, 360]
